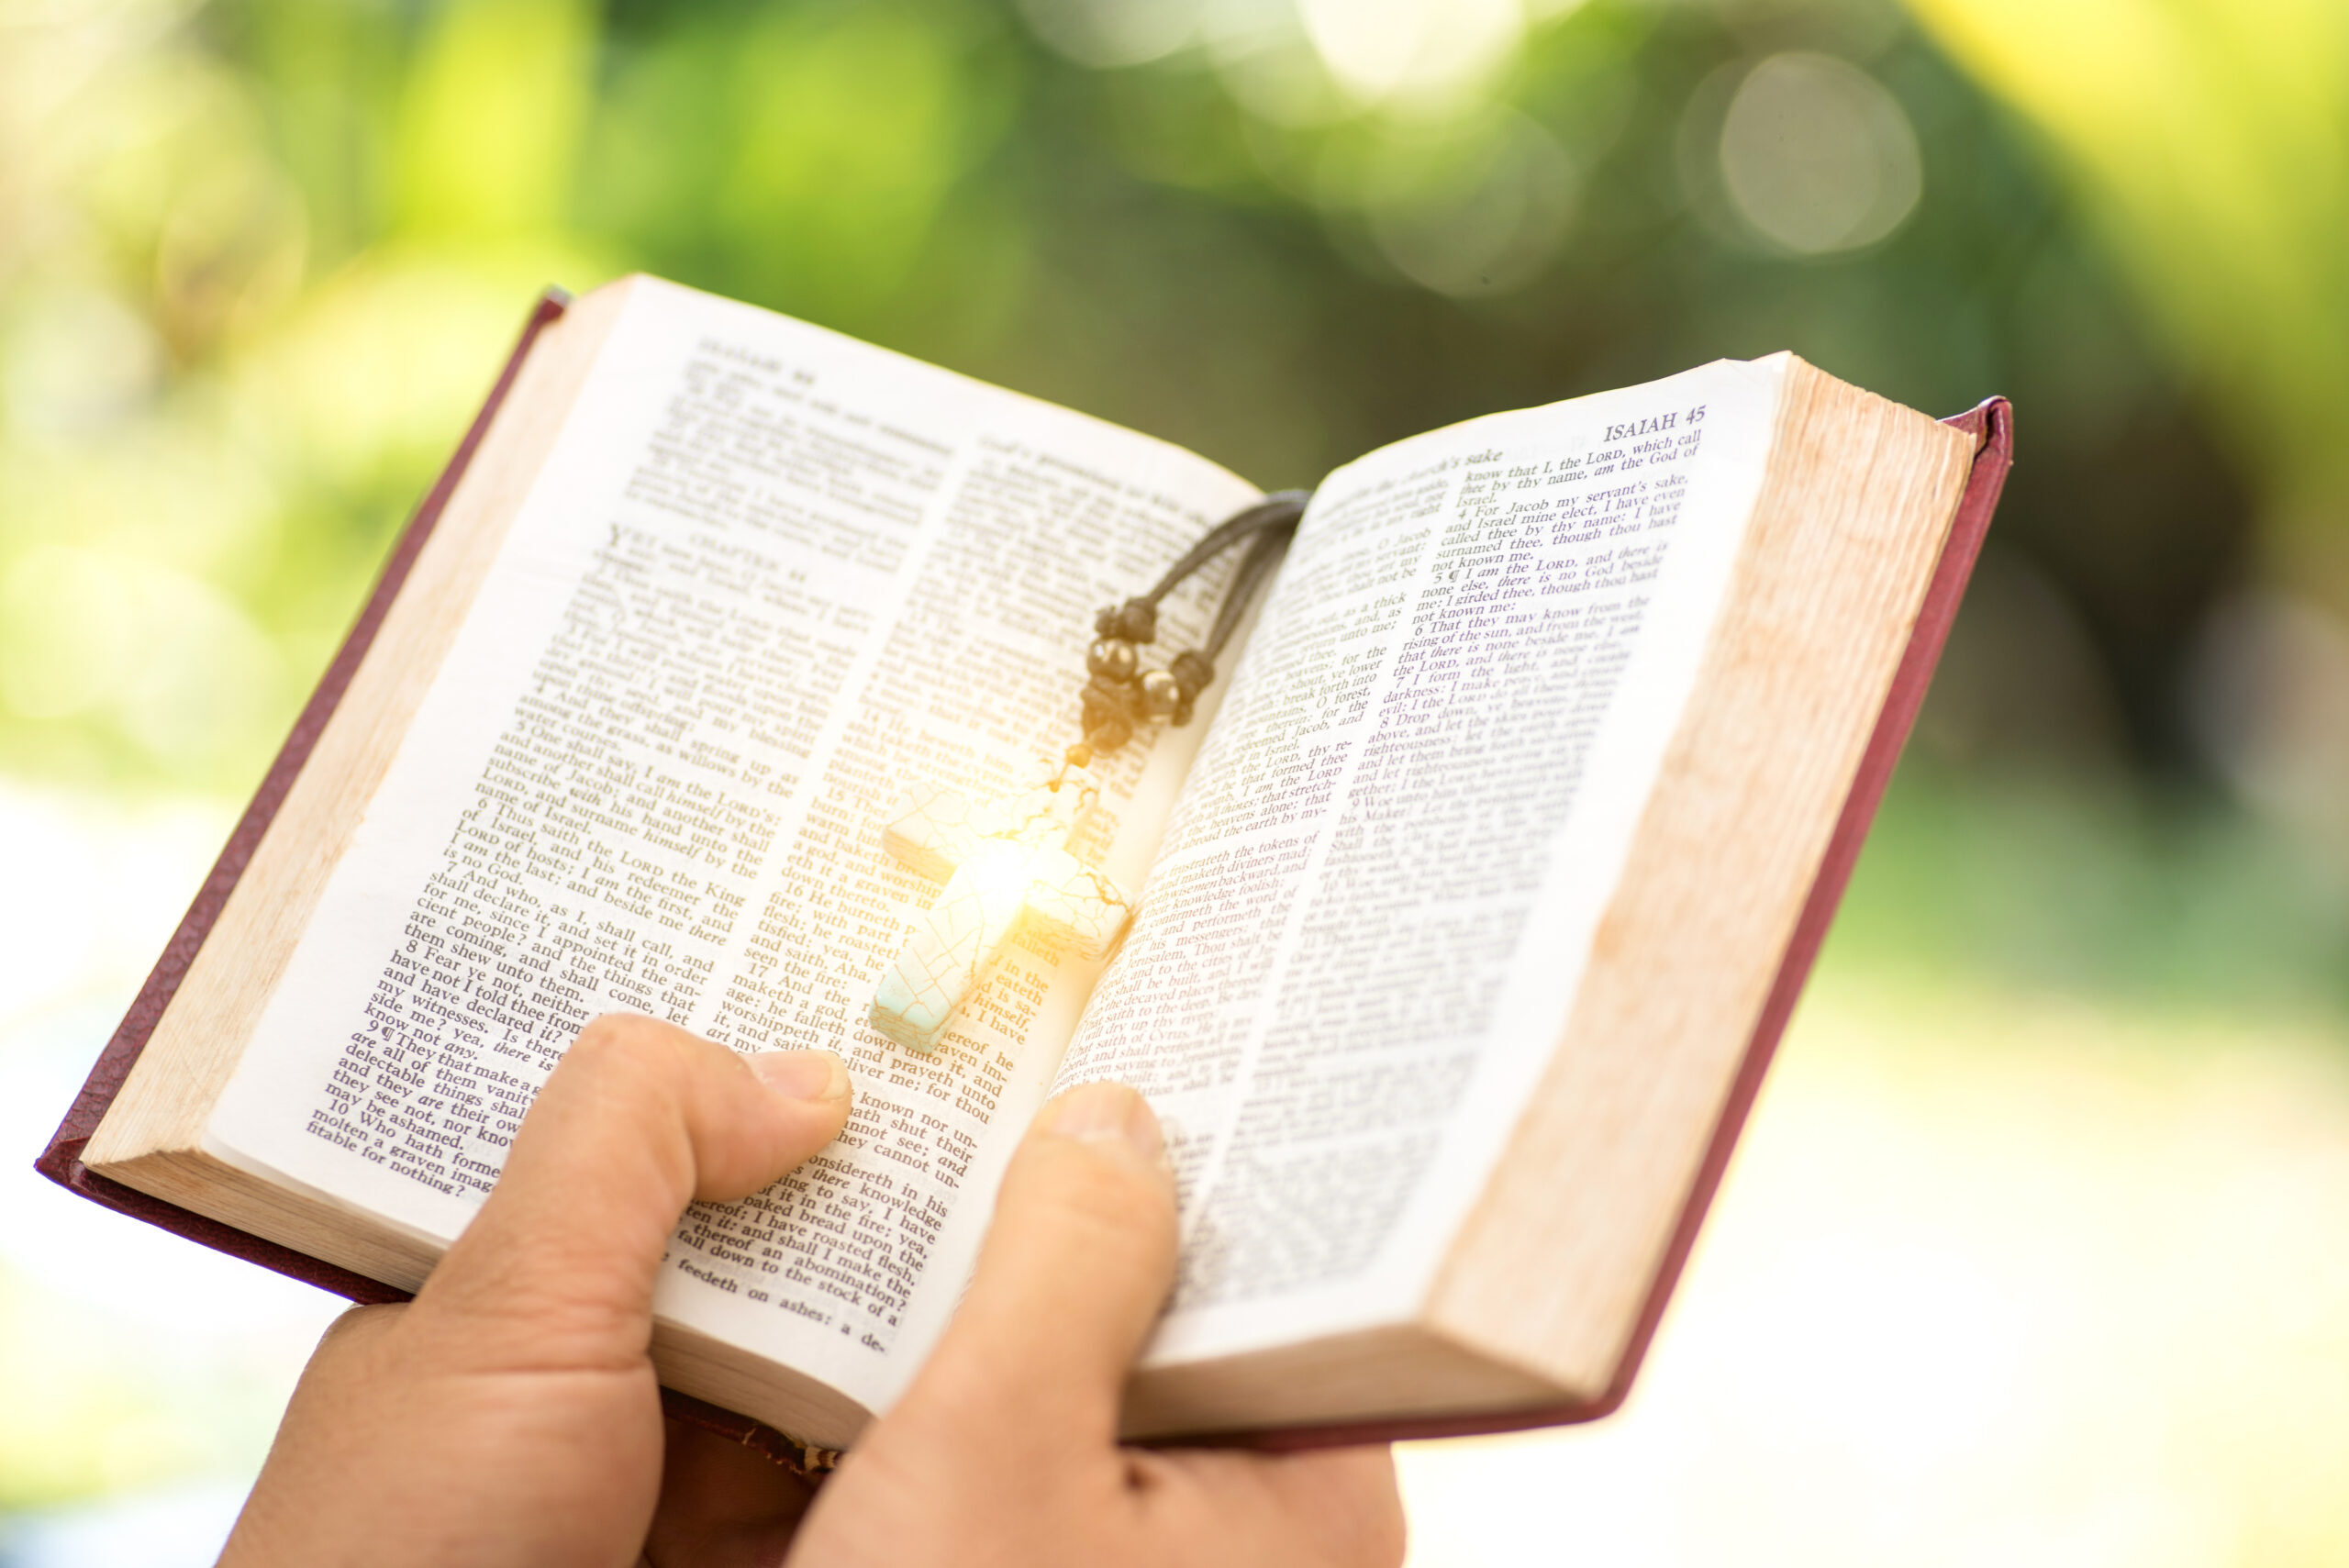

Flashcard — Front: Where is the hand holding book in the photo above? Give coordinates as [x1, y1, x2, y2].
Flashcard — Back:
[42, 275, 2012, 1451]
[218, 1015, 1400, 1566]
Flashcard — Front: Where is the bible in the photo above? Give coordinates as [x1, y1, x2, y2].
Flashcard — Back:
[38, 275, 2010, 1462]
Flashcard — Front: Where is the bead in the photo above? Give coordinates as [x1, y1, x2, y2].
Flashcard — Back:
[1081, 684, 1118, 732]
[1170, 650, 1215, 696]
[1112, 598, 1157, 644]
[1081, 677, 1139, 737]
[1064, 742, 1093, 771]
[1085, 713, 1133, 752]
[1085, 673, 1140, 715]
[1087, 638, 1139, 683]
[1139, 668, 1182, 717]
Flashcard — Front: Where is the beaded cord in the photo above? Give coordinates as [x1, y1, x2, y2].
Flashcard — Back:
[1075, 489, 1309, 758]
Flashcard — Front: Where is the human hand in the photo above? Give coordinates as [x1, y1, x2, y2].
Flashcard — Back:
[219, 1015, 852, 1566]
[785, 1080, 1404, 1568]
[222, 1017, 1403, 1566]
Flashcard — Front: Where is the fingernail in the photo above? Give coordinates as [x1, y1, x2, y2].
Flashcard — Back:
[1042, 1081, 1163, 1164]
[750, 1049, 851, 1104]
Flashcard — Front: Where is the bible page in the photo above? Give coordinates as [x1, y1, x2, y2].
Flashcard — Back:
[205, 277, 1262, 1411]
[1052, 359, 1788, 1370]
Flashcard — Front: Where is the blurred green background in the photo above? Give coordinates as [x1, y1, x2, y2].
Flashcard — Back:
[2, 0, 2345, 1562]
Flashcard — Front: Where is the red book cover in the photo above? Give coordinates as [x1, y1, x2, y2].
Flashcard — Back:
[32, 295, 2012, 1467]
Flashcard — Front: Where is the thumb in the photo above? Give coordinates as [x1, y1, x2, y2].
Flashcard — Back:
[896, 1081, 1177, 1443]
[409, 1013, 852, 1369]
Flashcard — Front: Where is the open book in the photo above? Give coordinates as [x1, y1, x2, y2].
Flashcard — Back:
[39, 276, 2010, 1460]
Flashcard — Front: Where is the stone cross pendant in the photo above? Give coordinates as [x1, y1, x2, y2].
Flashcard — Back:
[871, 758, 1134, 1052]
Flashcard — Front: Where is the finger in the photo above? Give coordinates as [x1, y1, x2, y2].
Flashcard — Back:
[217, 1307, 407, 1563]
[897, 1080, 1176, 1441]
[413, 1014, 852, 1367]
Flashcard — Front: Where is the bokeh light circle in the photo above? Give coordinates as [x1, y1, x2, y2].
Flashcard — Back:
[1015, 0, 1200, 69]
[1719, 51, 1922, 256]
[1362, 109, 1578, 298]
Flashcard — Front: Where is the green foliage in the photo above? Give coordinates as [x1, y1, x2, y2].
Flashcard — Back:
[1832, 761, 2349, 1021]
[0, 0, 2298, 795]
[2, 0, 2344, 1522]
[1909, 0, 2349, 534]
[394, 0, 599, 239]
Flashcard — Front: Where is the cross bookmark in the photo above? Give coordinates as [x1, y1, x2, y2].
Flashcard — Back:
[870, 759, 1133, 1052]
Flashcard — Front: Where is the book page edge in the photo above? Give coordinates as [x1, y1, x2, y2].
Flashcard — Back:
[83, 277, 642, 1176]
[1419, 359, 1977, 1391]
